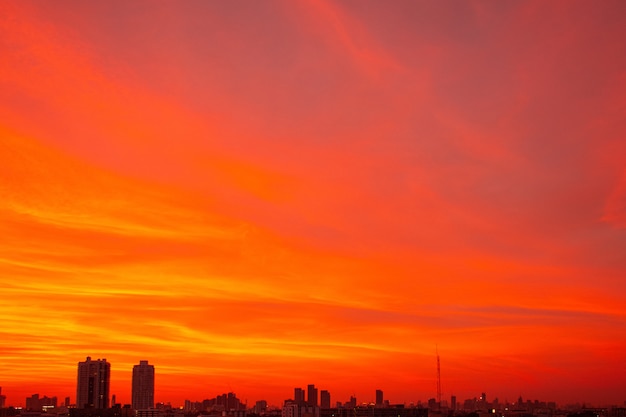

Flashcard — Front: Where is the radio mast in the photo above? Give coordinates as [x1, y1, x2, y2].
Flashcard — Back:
[436, 347, 442, 407]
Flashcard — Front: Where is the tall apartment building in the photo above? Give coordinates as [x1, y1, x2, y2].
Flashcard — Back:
[307, 384, 318, 407]
[132, 360, 155, 410]
[76, 357, 110, 409]
[294, 388, 305, 405]
[320, 390, 330, 409]
[375, 390, 383, 407]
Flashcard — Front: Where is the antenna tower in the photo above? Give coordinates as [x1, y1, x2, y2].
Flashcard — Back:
[436, 347, 442, 406]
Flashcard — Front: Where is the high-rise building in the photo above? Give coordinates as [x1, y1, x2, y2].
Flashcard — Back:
[294, 388, 305, 404]
[0, 387, 6, 408]
[347, 396, 357, 409]
[254, 400, 267, 414]
[132, 360, 155, 410]
[76, 357, 110, 409]
[320, 390, 330, 409]
[375, 390, 383, 407]
[307, 385, 318, 407]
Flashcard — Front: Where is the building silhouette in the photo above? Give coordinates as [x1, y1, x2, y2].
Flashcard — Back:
[76, 357, 110, 409]
[135, 410, 160, 417]
[307, 385, 318, 407]
[320, 407, 427, 417]
[346, 397, 357, 409]
[132, 360, 155, 410]
[295, 388, 305, 405]
[254, 400, 267, 414]
[320, 391, 330, 409]
[282, 402, 320, 417]
[26, 394, 57, 410]
[376, 390, 383, 407]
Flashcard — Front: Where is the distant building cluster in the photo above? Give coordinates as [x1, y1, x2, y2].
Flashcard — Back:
[25, 395, 57, 411]
[182, 392, 246, 413]
[282, 386, 426, 417]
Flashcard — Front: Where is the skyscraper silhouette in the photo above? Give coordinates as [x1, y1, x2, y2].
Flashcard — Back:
[294, 388, 305, 405]
[320, 390, 330, 409]
[76, 357, 110, 409]
[376, 390, 383, 407]
[132, 360, 155, 410]
[307, 384, 318, 407]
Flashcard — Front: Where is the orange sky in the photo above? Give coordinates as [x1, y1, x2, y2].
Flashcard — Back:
[1, 0, 626, 408]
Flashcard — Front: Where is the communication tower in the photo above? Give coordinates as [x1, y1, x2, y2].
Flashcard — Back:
[436, 347, 442, 407]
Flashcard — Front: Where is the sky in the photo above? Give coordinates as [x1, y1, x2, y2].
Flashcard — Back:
[1, 0, 626, 409]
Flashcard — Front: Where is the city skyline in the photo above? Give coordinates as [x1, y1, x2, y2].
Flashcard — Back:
[0, 356, 623, 409]
[3, 374, 621, 411]
[1, 0, 626, 410]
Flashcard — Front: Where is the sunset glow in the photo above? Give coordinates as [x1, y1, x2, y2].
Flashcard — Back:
[1, 0, 626, 408]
